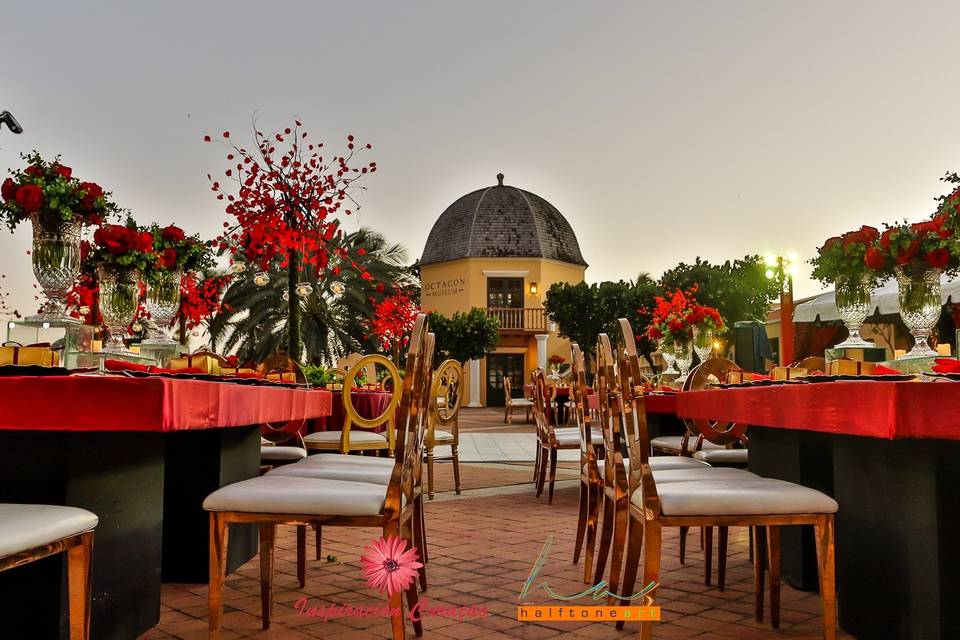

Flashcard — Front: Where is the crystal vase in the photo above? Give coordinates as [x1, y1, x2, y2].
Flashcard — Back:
[895, 264, 941, 360]
[27, 212, 82, 325]
[692, 326, 714, 363]
[833, 275, 875, 348]
[674, 339, 693, 379]
[659, 340, 678, 374]
[97, 265, 141, 355]
[143, 270, 181, 345]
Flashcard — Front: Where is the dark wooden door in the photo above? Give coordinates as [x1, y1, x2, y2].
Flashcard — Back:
[487, 277, 524, 309]
[486, 353, 525, 407]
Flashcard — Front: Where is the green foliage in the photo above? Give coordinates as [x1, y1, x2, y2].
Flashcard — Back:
[302, 363, 335, 386]
[659, 256, 779, 327]
[428, 308, 500, 366]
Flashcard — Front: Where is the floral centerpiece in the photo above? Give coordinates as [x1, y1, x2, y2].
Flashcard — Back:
[646, 289, 695, 376]
[90, 221, 155, 354]
[142, 224, 214, 345]
[547, 354, 566, 377]
[810, 225, 882, 348]
[686, 302, 725, 363]
[863, 213, 959, 359]
[0, 152, 120, 323]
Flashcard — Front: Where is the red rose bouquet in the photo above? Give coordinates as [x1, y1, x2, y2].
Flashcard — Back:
[645, 288, 697, 344]
[91, 220, 158, 273]
[862, 216, 958, 277]
[810, 225, 882, 287]
[146, 224, 214, 278]
[0, 152, 119, 231]
[548, 354, 566, 366]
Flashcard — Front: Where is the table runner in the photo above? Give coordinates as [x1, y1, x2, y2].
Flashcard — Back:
[0, 376, 332, 432]
[676, 380, 960, 440]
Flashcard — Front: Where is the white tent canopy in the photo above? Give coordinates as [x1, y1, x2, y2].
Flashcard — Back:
[793, 274, 960, 322]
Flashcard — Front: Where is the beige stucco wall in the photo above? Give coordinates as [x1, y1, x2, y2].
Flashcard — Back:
[420, 257, 586, 406]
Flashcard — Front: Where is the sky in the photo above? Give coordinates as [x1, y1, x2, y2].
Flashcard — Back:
[2, 0, 960, 316]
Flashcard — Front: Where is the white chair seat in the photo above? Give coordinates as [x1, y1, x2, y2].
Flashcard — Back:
[431, 429, 455, 444]
[554, 427, 603, 447]
[269, 461, 392, 484]
[650, 435, 727, 453]
[693, 448, 749, 466]
[0, 504, 98, 558]
[300, 453, 394, 468]
[260, 446, 307, 461]
[509, 398, 535, 407]
[650, 456, 709, 470]
[203, 476, 389, 516]
[588, 459, 744, 479]
[632, 478, 838, 517]
[303, 430, 388, 446]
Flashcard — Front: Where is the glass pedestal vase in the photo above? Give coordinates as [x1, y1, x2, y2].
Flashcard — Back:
[143, 270, 181, 346]
[97, 265, 141, 356]
[674, 339, 693, 380]
[26, 212, 82, 325]
[692, 326, 714, 363]
[895, 264, 941, 360]
[659, 340, 678, 374]
[834, 275, 875, 349]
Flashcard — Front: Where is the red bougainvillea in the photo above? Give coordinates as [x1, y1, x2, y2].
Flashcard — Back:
[177, 273, 232, 331]
[368, 292, 420, 358]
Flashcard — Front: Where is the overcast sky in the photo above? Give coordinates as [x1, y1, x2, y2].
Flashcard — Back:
[2, 1, 960, 316]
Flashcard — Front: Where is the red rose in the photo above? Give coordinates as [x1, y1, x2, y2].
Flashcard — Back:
[647, 326, 663, 341]
[880, 229, 895, 250]
[15, 184, 43, 212]
[52, 164, 72, 179]
[95, 225, 131, 255]
[80, 240, 91, 262]
[1, 178, 17, 202]
[161, 225, 185, 243]
[78, 182, 103, 209]
[158, 248, 178, 269]
[24, 166, 43, 177]
[823, 236, 843, 250]
[137, 231, 154, 253]
[864, 246, 888, 270]
[911, 220, 939, 236]
[895, 240, 920, 265]
[925, 248, 950, 269]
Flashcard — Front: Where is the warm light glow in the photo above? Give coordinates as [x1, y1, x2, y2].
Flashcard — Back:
[788, 263, 799, 276]
[764, 254, 778, 267]
[765, 268, 775, 279]
[7, 321, 14, 329]
[786, 249, 798, 263]
[41, 322, 50, 330]
[529, 282, 538, 295]
[712, 340, 722, 351]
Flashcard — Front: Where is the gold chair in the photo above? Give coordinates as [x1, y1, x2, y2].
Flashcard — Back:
[302, 355, 401, 455]
[425, 359, 463, 498]
[204, 315, 433, 640]
[613, 320, 838, 639]
[503, 375, 534, 424]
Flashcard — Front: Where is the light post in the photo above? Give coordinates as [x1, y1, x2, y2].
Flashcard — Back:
[765, 251, 799, 366]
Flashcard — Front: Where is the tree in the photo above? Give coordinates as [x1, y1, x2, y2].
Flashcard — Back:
[369, 292, 420, 362]
[659, 256, 779, 329]
[428, 308, 499, 366]
[208, 228, 415, 364]
[206, 122, 377, 359]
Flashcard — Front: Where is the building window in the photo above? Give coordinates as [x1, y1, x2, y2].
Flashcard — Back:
[487, 277, 524, 309]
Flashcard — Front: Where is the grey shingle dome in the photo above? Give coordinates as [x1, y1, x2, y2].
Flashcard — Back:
[420, 173, 587, 266]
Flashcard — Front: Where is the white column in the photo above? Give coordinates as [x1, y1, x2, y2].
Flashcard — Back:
[535, 334, 549, 371]
[467, 358, 482, 407]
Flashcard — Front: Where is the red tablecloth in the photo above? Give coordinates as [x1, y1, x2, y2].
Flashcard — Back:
[312, 390, 394, 433]
[0, 375, 332, 432]
[676, 381, 960, 440]
[586, 391, 676, 414]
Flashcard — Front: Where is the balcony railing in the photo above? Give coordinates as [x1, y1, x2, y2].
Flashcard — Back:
[487, 307, 548, 333]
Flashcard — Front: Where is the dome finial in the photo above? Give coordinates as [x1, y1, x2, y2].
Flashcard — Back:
[496, 172, 504, 187]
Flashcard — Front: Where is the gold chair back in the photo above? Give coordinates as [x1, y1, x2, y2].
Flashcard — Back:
[428, 359, 462, 447]
[571, 343, 599, 482]
[595, 333, 630, 499]
[340, 354, 402, 454]
[530, 369, 552, 445]
[681, 357, 747, 446]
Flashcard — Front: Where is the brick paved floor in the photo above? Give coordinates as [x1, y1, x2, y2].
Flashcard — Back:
[140, 464, 851, 640]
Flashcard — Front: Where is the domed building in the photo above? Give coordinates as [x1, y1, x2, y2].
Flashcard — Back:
[420, 173, 588, 407]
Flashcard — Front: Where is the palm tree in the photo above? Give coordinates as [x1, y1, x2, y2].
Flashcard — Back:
[208, 228, 416, 364]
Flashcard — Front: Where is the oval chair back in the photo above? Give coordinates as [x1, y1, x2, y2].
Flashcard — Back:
[595, 333, 630, 500]
[681, 356, 747, 447]
[618, 318, 656, 497]
[341, 354, 402, 454]
[428, 359, 462, 448]
[571, 343, 599, 481]
[530, 369, 551, 446]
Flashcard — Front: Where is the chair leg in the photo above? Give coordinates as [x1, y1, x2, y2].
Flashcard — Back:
[383, 522, 407, 640]
[533, 446, 541, 482]
[426, 449, 435, 499]
[259, 524, 275, 629]
[526, 406, 531, 423]
[583, 483, 601, 584]
[296, 525, 306, 588]
[401, 517, 423, 637]
[417, 495, 429, 565]
[67, 531, 93, 640]
[536, 447, 548, 498]
[815, 516, 837, 640]
[616, 514, 644, 630]
[547, 448, 558, 505]
[748, 525, 754, 563]
[593, 494, 614, 587]
[752, 525, 768, 623]
[315, 524, 322, 560]
[452, 445, 461, 495]
[639, 520, 662, 640]
[606, 496, 629, 606]
[573, 480, 589, 564]
[208, 512, 229, 639]
[767, 525, 781, 629]
[704, 526, 713, 586]
[505, 404, 510, 424]
[717, 526, 728, 591]
[411, 496, 428, 592]
[679, 526, 688, 564]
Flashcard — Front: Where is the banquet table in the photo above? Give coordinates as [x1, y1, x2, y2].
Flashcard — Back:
[0, 375, 332, 640]
[310, 389, 394, 433]
[677, 380, 960, 640]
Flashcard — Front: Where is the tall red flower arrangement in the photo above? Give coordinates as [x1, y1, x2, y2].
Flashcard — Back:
[368, 292, 420, 361]
[645, 287, 724, 343]
[177, 274, 232, 331]
[205, 122, 377, 357]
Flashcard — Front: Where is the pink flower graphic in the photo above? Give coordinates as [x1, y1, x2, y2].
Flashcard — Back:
[360, 535, 423, 596]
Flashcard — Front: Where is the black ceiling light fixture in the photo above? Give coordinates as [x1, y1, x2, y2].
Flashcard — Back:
[0, 111, 23, 134]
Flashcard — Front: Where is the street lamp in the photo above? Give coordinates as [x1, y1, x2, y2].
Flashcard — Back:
[765, 252, 799, 366]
